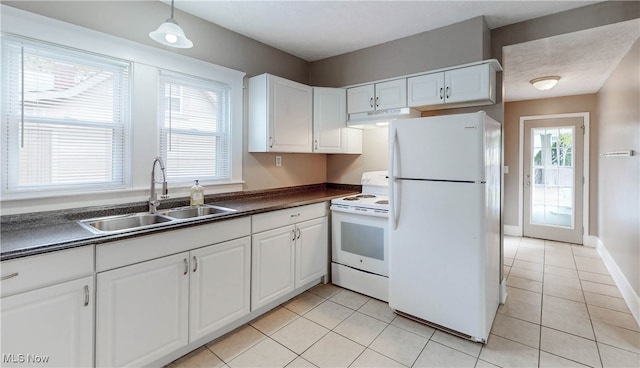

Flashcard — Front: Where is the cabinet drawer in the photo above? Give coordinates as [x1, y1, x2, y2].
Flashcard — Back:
[1, 245, 94, 297]
[252, 202, 328, 233]
[97, 217, 251, 272]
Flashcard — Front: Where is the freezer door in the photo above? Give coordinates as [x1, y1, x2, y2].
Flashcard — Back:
[388, 179, 499, 341]
[390, 112, 485, 182]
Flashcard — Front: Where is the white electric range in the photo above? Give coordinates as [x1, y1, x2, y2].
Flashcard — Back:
[330, 171, 389, 301]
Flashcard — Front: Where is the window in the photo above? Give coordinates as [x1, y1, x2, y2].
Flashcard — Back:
[159, 72, 231, 182]
[1, 37, 131, 194]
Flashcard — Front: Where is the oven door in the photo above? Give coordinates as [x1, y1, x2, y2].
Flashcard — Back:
[331, 208, 388, 277]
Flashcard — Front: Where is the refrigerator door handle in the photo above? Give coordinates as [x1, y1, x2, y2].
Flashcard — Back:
[390, 127, 400, 230]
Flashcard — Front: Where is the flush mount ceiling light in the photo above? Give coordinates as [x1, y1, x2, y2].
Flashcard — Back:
[530, 76, 560, 90]
[149, 0, 193, 49]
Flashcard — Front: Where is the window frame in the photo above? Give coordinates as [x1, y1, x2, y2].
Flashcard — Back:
[1, 35, 132, 195]
[158, 71, 232, 184]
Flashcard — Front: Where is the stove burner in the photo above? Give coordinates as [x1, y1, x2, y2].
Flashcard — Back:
[356, 194, 376, 199]
[375, 200, 389, 205]
[342, 197, 359, 201]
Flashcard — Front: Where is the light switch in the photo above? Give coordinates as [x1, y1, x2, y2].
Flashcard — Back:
[275, 155, 282, 167]
[503, 166, 509, 174]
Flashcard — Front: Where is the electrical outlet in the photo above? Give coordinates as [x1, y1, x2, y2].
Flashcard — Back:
[275, 155, 282, 167]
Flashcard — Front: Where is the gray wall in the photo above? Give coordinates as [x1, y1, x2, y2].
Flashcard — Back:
[3, 1, 327, 192]
[313, 16, 492, 184]
[597, 40, 639, 294]
[310, 16, 489, 88]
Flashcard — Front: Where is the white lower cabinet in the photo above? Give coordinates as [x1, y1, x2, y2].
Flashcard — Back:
[96, 236, 252, 367]
[251, 215, 328, 310]
[295, 217, 328, 287]
[251, 226, 296, 309]
[189, 237, 251, 341]
[96, 252, 190, 368]
[1, 276, 94, 368]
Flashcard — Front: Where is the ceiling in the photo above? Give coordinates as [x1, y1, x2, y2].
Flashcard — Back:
[167, 1, 639, 102]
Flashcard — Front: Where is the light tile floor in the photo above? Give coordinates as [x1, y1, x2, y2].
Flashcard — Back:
[168, 237, 640, 368]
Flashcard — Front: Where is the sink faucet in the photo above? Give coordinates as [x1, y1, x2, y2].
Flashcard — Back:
[149, 157, 169, 213]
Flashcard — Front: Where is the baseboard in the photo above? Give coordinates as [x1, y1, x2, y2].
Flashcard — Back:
[583, 235, 598, 248]
[595, 237, 640, 328]
[503, 225, 521, 237]
[500, 278, 507, 304]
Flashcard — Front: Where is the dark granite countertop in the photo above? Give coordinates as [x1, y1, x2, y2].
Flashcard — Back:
[1, 183, 360, 261]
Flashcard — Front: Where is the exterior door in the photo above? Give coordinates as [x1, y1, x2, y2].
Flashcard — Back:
[523, 117, 584, 244]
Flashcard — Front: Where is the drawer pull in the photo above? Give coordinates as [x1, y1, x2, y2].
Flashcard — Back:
[1, 272, 18, 281]
[84, 285, 90, 306]
[290, 213, 300, 218]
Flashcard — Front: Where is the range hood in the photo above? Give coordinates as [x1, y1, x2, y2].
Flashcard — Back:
[348, 107, 421, 128]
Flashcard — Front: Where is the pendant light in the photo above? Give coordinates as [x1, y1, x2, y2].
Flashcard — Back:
[530, 76, 560, 90]
[149, 0, 193, 49]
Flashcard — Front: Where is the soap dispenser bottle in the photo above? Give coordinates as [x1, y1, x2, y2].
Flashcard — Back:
[190, 180, 204, 206]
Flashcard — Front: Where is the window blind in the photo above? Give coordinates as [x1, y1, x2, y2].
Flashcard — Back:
[1, 37, 131, 193]
[159, 72, 231, 182]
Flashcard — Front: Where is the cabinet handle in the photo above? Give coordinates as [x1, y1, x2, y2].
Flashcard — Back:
[193, 256, 198, 273]
[291, 229, 296, 242]
[375, 96, 379, 107]
[1, 272, 18, 281]
[446, 86, 450, 98]
[296, 228, 301, 240]
[269, 137, 273, 148]
[84, 285, 89, 307]
[439, 87, 444, 100]
[369, 97, 374, 108]
[314, 139, 318, 150]
[290, 213, 300, 218]
[183, 258, 188, 275]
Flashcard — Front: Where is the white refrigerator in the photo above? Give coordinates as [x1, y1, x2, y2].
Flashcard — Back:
[388, 111, 501, 343]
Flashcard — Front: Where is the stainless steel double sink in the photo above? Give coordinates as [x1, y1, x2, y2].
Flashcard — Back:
[78, 204, 236, 234]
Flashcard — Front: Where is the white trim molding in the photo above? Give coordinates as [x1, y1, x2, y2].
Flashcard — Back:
[595, 236, 640, 328]
[503, 225, 522, 237]
[518, 112, 590, 244]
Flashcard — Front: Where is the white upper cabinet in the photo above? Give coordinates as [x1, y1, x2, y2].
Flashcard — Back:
[313, 87, 362, 154]
[408, 63, 497, 109]
[347, 78, 407, 114]
[375, 79, 407, 110]
[249, 73, 313, 153]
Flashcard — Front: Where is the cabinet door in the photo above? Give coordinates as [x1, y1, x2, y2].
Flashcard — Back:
[313, 87, 347, 153]
[270, 76, 313, 152]
[190, 237, 251, 341]
[96, 253, 189, 368]
[347, 84, 375, 114]
[407, 72, 445, 107]
[375, 79, 407, 110]
[295, 217, 328, 288]
[251, 226, 295, 310]
[1, 276, 93, 368]
[444, 64, 490, 104]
